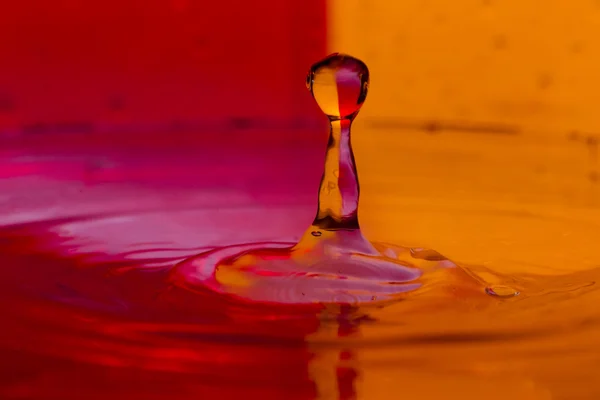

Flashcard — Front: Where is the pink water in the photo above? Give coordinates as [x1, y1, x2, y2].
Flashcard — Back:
[0, 131, 332, 399]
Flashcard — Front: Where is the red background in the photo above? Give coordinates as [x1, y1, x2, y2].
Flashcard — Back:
[0, 0, 327, 136]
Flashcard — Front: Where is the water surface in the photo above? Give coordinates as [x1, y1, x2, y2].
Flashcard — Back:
[0, 128, 599, 399]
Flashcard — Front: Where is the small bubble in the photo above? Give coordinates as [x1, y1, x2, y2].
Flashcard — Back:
[306, 53, 369, 121]
[485, 285, 520, 298]
[311, 231, 322, 237]
[326, 181, 336, 193]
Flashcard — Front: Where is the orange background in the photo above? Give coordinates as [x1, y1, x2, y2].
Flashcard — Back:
[330, 0, 600, 137]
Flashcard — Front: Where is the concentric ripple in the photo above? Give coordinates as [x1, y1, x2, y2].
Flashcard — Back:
[170, 242, 423, 305]
[169, 227, 488, 306]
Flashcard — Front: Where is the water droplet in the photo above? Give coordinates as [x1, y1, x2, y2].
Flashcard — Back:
[306, 53, 369, 121]
[485, 285, 520, 298]
[170, 53, 484, 306]
[307, 54, 368, 231]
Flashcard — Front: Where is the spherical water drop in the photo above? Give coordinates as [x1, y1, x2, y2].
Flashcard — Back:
[306, 53, 369, 121]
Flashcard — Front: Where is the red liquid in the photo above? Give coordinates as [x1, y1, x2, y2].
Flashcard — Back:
[0, 203, 383, 400]
[0, 131, 333, 400]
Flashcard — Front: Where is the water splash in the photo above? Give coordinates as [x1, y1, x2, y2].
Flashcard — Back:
[307, 54, 366, 230]
[170, 54, 487, 305]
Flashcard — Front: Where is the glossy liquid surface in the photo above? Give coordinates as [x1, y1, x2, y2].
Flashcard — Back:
[1, 53, 600, 399]
[0, 128, 599, 399]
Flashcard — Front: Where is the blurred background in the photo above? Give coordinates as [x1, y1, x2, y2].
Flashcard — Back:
[2, 0, 600, 137]
[0, 0, 326, 135]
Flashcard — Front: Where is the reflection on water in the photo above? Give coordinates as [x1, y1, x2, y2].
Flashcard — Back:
[0, 128, 599, 399]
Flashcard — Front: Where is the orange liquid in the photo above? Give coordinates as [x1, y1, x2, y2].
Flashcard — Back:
[324, 125, 600, 399]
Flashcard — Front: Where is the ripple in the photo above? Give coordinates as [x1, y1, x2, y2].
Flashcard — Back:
[1, 211, 600, 400]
